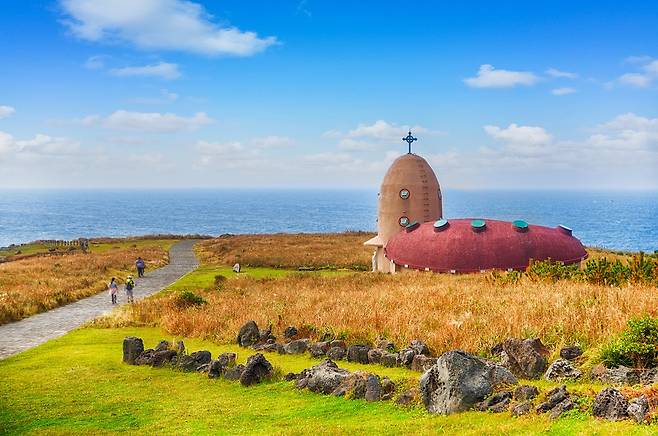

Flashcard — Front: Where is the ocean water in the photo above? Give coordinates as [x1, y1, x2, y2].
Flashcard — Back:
[0, 189, 656, 252]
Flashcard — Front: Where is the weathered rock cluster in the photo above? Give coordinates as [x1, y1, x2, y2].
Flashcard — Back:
[123, 336, 274, 387]
[123, 330, 655, 425]
[236, 320, 437, 372]
[289, 359, 398, 403]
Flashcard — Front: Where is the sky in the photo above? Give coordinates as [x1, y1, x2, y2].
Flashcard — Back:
[0, 0, 657, 190]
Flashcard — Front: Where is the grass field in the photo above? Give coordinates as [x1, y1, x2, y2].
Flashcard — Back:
[2, 233, 657, 434]
[0, 238, 177, 325]
[0, 327, 651, 435]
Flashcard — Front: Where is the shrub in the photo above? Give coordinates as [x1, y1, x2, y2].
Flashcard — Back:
[628, 252, 657, 285]
[600, 315, 658, 368]
[525, 259, 581, 283]
[583, 257, 630, 286]
[173, 290, 207, 309]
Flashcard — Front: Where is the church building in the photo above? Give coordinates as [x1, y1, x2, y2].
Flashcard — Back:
[364, 132, 588, 273]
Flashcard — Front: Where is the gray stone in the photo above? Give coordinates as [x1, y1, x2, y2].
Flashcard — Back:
[176, 350, 212, 371]
[381, 377, 395, 400]
[224, 364, 245, 380]
[135, 349, 177, 367]
[284, 339, 310, 355]
[514, 384, 539, 401]
[347, 344, 371, 364]
[396, 389, 418, 406]
[367, 348, 383, 364]
[381, 352, 398, 367]
[376, 338, 395, 351]
[309, 341, 330, 358]
[419, 349, 518, 415]
[258, 326, 275, 343]
[296, 359, 351, 394]
[262, 343, 284, 353]
[591, 365, 640, 385]
[475, 391, 513, 413]
[559, 345, 583, 360]
[240, 353, 273, 386]
[544, 359, 583, 381]
[333, 372, 368, 398]
[237, 321, 260, 347]
[154, 340, 170, 352]
[627, 396, 649, 424]
[592, 387, 629, 421]
[500, 338, 548, 379]
[365, 374, 382, 402]
[549, 398, 574, 420]
[409, 339, 431, 356]
[398, 348, 416, 367]
[511, 401, 532, 417]
[283, 326, 298, 340]
[537, 385, 569, 413]
[329, 340, 346, 349]
[122, 336, 144, 365]
[326, 346, 346, 360]
[217, 352, 237, 368]
[411, 354, 437, 372]
[639, 368, 658, 385]
[208, 359, 225, 378]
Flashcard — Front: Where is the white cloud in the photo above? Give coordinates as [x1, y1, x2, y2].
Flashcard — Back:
[110, 62, 181, 80]
[60, 0, 277, 56]
[617, 58, 658, 88]
[0, 131, 80, 159]
[625, 55, 653, 64]
[464, 64, 538, 88]
[252, 136, 294, 148]
[84, 54, 108, 70]
[546, 68, 578, 79]
[81, 110, 213, 132]
[347, 120, 443, 141]
[0, 105, 16, 119]
[551, 87, 576, 96]
[484, 123, 552, 146]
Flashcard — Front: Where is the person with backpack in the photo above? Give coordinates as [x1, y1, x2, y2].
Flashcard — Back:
[125, 275, 136, 303]
[135, 257, 146, 278]
[108, 277, 118, 305]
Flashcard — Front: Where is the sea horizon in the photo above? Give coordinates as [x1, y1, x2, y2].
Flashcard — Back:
[1, 188, 656, 253]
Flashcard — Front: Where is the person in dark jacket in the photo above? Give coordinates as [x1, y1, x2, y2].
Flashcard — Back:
[135, 257, 146, 278]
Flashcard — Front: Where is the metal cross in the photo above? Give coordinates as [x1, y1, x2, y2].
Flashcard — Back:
[402, 130, 417, 154]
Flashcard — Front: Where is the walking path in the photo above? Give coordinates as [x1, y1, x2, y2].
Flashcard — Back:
[0, 239, 199, 359]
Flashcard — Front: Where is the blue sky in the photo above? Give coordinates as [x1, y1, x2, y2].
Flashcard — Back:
[0, 0, 657, 189]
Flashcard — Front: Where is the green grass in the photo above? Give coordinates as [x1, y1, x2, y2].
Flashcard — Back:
[163, 264, 356, 293]
[0, 327, 651, 435]
[0, 238, 179, 258]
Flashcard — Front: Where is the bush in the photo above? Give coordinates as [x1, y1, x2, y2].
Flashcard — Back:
[214, 274, 227, 289]
[583, 258, 630, 286]
[526, 259, 581, 283]
[600, 315, 658, 368]
[173, 290, 207, 309]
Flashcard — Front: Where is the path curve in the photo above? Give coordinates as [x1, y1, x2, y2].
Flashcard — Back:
[0, 239, 199, 359]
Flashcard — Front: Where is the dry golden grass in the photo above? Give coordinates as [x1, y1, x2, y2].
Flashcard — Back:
[0, 242, 170, 324]
[98, 269, 658, 357]
[197, 232, 375, 270]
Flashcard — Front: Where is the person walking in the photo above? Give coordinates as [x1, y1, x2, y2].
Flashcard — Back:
[108, 277, 118, 305]
[125, 275, 136, 303]
[135, 257, 146, 278]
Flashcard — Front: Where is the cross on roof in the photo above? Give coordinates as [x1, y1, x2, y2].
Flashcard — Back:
[402, 130, 417, 154]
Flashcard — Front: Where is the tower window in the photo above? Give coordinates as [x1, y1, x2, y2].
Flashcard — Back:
[399, 216, 409, 226]
[399, 189, 410, 199]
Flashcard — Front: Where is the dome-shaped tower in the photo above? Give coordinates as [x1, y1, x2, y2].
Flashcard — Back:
[378, 153, 442, 243]
[365, 131, 442, 272]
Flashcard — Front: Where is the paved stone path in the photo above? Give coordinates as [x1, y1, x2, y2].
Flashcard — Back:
[0, 239, 199, 359]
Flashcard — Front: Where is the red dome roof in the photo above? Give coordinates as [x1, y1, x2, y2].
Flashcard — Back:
[385, 218, 588, 273]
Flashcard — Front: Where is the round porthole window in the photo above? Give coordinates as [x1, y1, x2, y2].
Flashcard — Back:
[399, 216, 409, 226]
[399, 189, 410, 199]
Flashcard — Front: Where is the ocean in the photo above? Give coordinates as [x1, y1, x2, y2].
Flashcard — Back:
[0, 189, 656, 252]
